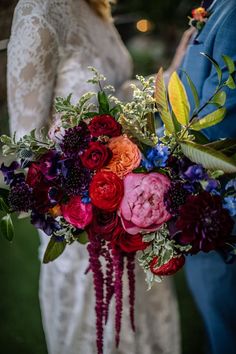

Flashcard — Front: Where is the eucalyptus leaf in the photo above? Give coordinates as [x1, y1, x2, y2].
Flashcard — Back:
[222, 55, 235, 74]
[201, 52, 222, 84]
[0, 214, 14, 241]
[190, 108, 226, 131]
[181, 141, 236, 173]
[43, 237, 67, 263]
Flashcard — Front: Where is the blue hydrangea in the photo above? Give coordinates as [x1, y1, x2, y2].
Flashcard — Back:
[226, 179, 236, 191]
[142, 144, 170, 171]
[223, 196, 236, 217]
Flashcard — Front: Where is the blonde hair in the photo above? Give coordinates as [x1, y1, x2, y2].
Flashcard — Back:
[86, 0, 115, 21]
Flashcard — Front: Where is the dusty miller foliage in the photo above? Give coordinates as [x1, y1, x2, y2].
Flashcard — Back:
[139, 226, 191, 290]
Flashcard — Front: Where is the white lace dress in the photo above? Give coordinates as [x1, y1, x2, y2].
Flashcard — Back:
[7, 1, 181, 353]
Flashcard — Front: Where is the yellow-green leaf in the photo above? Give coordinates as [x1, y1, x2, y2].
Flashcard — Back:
[181, 141, 236, 173]
[155, 68, 175, 134]
[168, 71, 190, 126]
[190, 108, 226, 131]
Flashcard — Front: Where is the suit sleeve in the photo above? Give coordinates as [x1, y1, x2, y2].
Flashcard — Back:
[198, 10, 236, 140]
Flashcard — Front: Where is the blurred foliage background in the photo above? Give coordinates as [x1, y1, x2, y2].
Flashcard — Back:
[0, 1, 205, 353]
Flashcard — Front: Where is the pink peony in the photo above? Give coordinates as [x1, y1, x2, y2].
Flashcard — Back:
[119, 173, 171, 235]
[61, 196, 93, 229]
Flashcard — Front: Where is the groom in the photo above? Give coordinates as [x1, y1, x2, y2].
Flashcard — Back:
[179, 0, 236, 353]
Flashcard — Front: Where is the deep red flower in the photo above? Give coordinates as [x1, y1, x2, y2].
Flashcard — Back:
[88, 209, 119, 241]
[26, 162, 44, 187]
[88, 114, 122, 138]
[150, 256, 185, 276]
[89, 171, 124, 212]
[81, 141, 112, 170]
[112, 222, 148, 253]
[176, 192, 234, 254]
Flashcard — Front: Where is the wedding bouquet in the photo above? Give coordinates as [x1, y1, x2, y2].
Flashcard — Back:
[1, 56, 236, 354]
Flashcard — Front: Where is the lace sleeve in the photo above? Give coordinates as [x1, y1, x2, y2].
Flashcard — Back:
[7, 12, 59, 138]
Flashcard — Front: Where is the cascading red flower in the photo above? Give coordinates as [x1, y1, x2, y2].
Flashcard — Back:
[89, 171, 124, 212]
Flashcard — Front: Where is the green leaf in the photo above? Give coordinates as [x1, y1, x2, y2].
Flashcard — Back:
[0, 214, 14, 241]
[0, 135, 13, 145]
[77, 231, 89, 245]
[98, 91, 110, 114]
[201, 52, 222, 84]
[190, 108, 226, 131]
[0, 197, 10, 213]
[180, 141, 236, 173]
[181, 70, 200, 109]
[82, 112, 98, 119]
[222, 55, 235, 74]
[189, 130, 210, 144]
[225, 75, 236, 89]
[146, 112, 156, 135]
[210, 91, 226, 107]
[155, 68, 175, 134]
[168, 71, 190, 126]
[109, 105, 122, 118]
[43, 237, 67, 264]
[205, 139, 236, 156]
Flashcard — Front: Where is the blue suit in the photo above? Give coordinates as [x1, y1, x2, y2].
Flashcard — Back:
[180, 1, 236, 353]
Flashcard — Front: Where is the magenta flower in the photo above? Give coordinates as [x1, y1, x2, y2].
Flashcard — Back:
[61, 196, 93, 229]
[119, 173, 171, 235]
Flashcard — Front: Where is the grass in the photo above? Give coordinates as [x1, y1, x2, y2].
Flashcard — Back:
[0, 215, 205, 354]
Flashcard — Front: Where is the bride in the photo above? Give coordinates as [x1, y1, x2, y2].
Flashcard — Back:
[7, 1, 181, 353]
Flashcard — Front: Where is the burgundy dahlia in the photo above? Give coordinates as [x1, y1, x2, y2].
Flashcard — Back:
[176, 192, 234, 254]
[164, 181, 189, 216]
[60, 122, 91, 157]
[8, 182, 33, 212]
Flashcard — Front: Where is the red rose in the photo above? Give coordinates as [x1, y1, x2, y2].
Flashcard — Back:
[88, 114, 122, 138]
[112, 222, 148, 253]
[61, 196, 93, 229]
[80, 142, 112, 170]
[89, 171, 124, 212]
[150, 256, 185, 276]
[88, 209, 119, 241]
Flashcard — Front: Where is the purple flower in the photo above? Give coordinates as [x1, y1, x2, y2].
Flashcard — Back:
[205, 178, 220, 193]
[8, 179, 33, 212]
[0, 161, 20, 185]
[164, 181, 189, 216]
[60, 122, 91, 157]
[61, 159, 91, 196]
[31, 211, 61, 236]
[183, 164, 208, 182]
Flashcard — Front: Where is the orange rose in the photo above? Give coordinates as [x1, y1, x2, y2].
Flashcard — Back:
[103, 135, 141, 179]
[192, 7, 208, 22]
